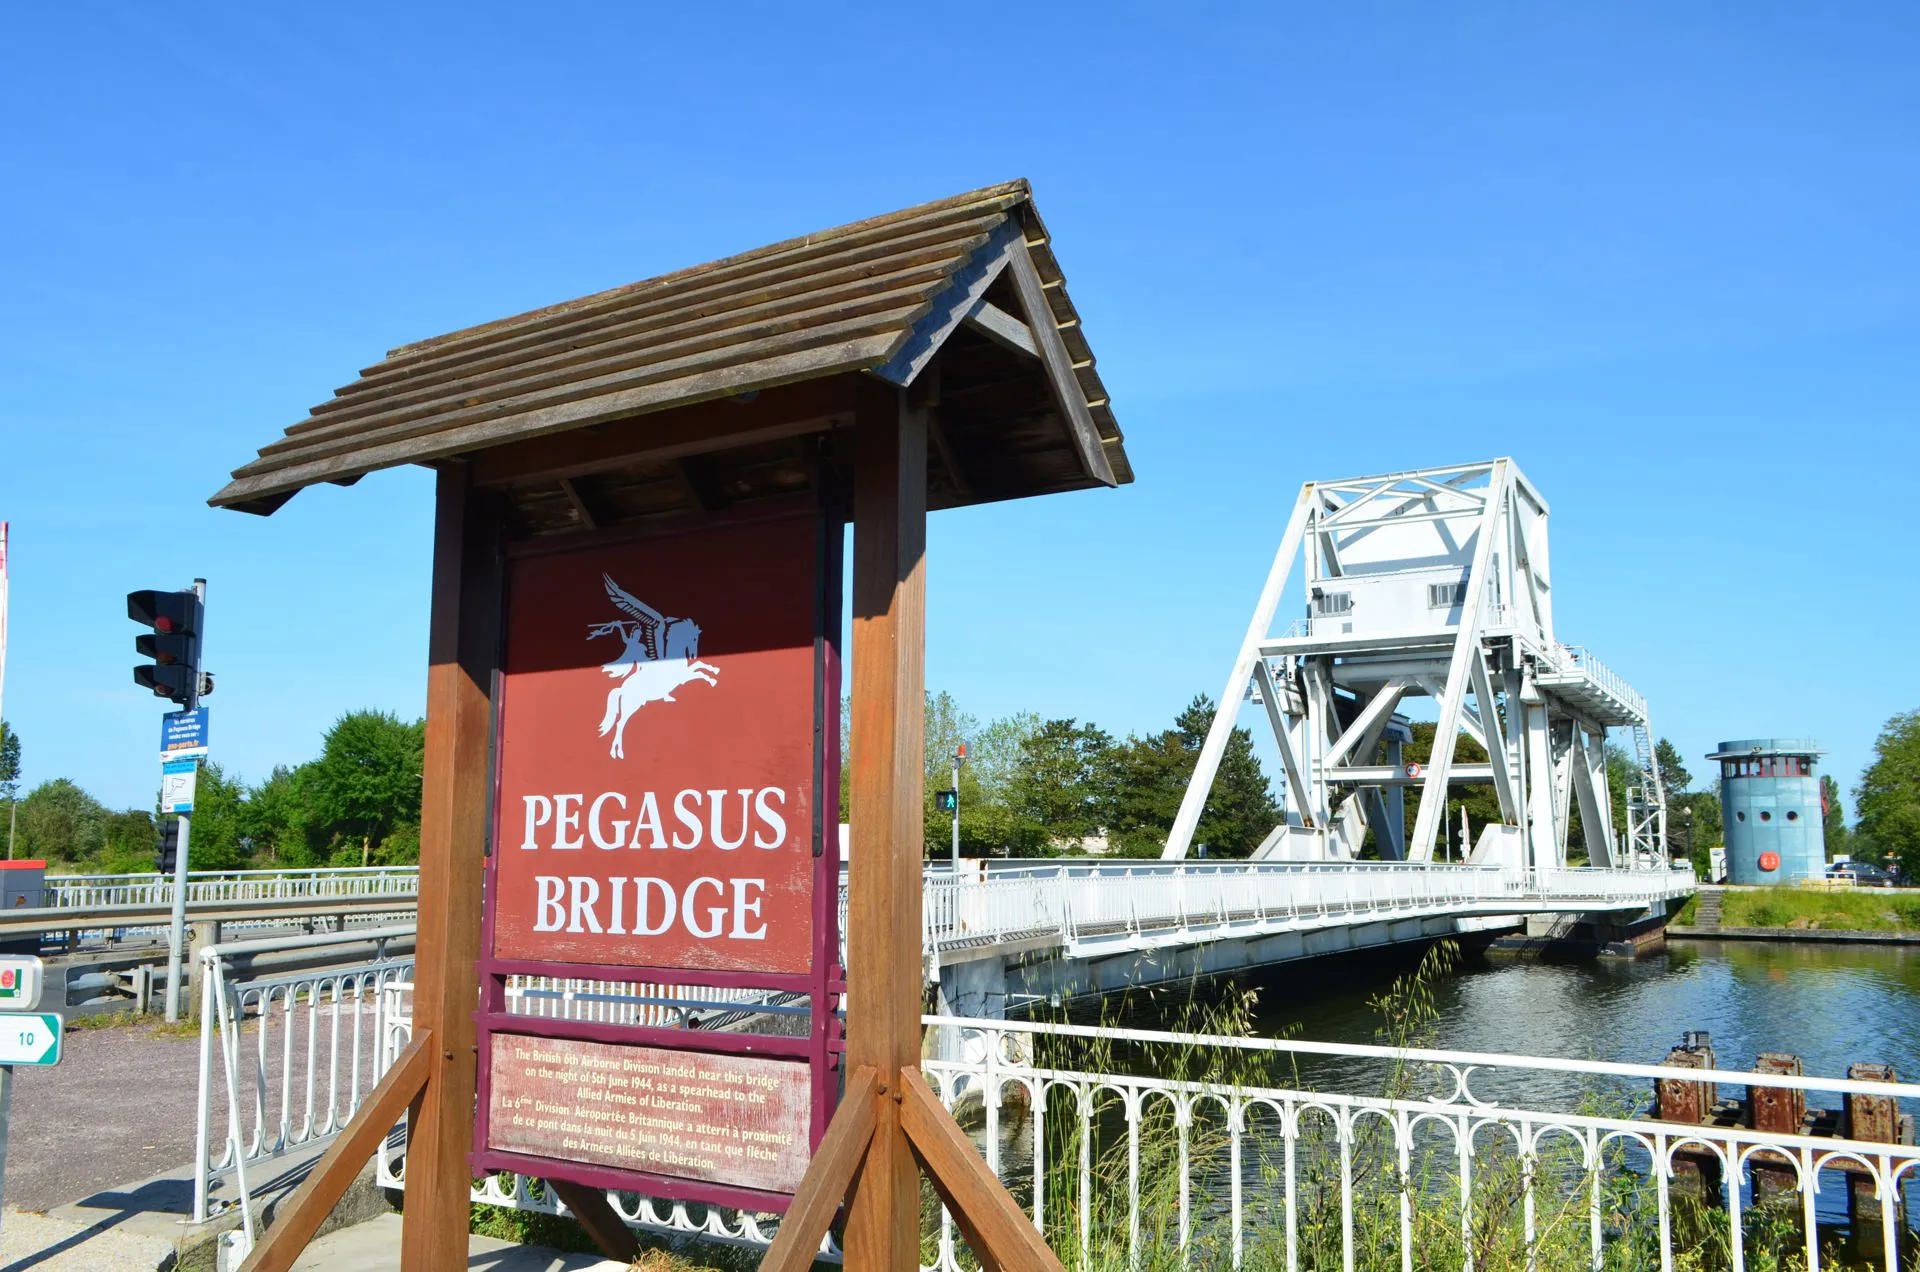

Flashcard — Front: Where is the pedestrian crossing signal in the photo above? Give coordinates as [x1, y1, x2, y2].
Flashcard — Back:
[935, 789, 957, 813]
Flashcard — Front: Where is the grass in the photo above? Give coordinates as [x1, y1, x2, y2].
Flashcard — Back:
[1719, 887, 1920, 932]
[63, 1008, 201, 1038]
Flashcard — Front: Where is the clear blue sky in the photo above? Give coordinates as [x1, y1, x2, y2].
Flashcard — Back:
[2, 5, 1915, 815]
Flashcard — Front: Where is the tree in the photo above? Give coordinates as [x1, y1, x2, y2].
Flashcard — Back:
[0, 720, 19, 799]
[97, 809, 158, 874]
[306, 710, 426, 865]
[1820, 774, 1849, 859]
[242, 765, 322, 866]
[180, 762, 249, 871]
[1176, 696, 1280, 857]
[917, 692, 1039, 859]
[14, 779, 106, 864]
[1399, 723, 1503, 860]
[1655, 738, 1692, 794]
[1104, 727, 1195, 857]
[1855, 710, 1920, 880]
[1007, 719, 1116, 850]
[1103, 696, 1278, 859]
[0, 720, 19, 858]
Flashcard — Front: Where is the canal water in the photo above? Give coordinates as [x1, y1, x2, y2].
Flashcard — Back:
[1246, 937, 1920, 1082]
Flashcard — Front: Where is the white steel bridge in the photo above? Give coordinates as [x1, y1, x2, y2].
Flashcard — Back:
[35, 859, 1690, 977]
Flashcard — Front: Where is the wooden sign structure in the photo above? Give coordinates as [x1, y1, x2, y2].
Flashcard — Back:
[209, 179, 1132, 1272]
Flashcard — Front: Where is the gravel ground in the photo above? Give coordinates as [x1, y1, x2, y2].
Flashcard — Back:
[5, 1019, 205, 1213]
[6, 1005, 390, 1215]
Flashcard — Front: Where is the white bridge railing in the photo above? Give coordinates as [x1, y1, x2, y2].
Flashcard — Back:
[47, 865, 421, 909]
[922, 861, 1695, 959]
[93, 858, 1686, 960]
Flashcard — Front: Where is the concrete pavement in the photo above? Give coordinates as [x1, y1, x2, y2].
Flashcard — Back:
[0, 1208, 176, 1272]
[291, 1214, 628, 1270]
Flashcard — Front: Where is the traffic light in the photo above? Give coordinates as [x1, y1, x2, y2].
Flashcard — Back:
[935, 788, 958, 813]
[156, 818, 182, 873]
[128, 588, 203, 705]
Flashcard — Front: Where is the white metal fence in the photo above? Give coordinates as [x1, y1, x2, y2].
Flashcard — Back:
[48, 865, 421, 909]
[918, 1016, 1920, 1272]
[194, 926, 416, 1227]
[351, 1004, 1918, 1270]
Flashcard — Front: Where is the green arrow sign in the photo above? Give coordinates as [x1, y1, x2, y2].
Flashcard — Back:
[0, 1012, 61, 1065]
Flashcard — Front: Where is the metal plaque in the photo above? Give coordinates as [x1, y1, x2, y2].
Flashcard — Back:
[486, 1034, 811, 1194]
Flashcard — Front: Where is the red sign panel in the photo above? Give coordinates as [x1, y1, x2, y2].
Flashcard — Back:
[472, 504, 842, 1210]
[486, 1034, 812, 1194]
[491, 514, 819, 973]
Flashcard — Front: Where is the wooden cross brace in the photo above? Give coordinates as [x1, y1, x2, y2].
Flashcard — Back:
[759, 1064, 1063, 1272]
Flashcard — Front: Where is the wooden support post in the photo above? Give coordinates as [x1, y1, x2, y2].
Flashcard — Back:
[841, 378, 928, 1271]
[900, 1067, 1062, 1272]
[401, 464, 501, 1272]
[240, 1033, 434, 1272]
[550, 1180, 641, 1264]
[759, 1067, 881, 1272]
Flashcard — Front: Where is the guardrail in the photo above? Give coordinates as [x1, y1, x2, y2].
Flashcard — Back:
[47, 865, 420, 909]
[1548, 643, 1649, 720]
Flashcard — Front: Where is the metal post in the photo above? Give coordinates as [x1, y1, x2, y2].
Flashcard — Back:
[950, 746, 963, 870]
[164, 577, 207, 1024]
[0, 1065, 11, 1232]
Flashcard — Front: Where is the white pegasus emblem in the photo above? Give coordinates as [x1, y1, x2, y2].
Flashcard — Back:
[589, 574, 721, 759]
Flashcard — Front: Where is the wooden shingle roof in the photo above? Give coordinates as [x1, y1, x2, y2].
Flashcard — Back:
[211, 180, 1130, 521]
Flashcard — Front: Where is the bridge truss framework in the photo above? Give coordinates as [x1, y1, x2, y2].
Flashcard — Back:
[1166, 459, 1667, 869]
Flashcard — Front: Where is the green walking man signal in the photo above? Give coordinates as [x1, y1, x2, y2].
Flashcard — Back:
[935, 789, 957, 813]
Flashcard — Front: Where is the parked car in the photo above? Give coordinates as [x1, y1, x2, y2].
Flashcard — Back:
[1827, 861, 1895, 888]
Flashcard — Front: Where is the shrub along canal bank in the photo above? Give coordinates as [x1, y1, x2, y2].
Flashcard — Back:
[1670, 884, 1920, 943]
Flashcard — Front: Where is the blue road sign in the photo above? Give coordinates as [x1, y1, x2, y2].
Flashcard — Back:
[160, 708, 209, 761]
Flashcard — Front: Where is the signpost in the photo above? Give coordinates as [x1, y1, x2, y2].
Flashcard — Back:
[207, 182, 1127, 1272]
[0, 956, 59, 1233]
[471, 505, 842, 1210]
[129, 579, 208, 1021]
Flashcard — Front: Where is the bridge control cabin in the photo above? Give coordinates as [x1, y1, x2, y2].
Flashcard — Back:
[1169, 459, 1668, 872]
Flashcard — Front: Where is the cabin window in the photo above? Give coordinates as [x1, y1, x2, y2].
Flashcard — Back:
[1427, 582, 1468, 609]
[1315, 592, 1353, 617]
